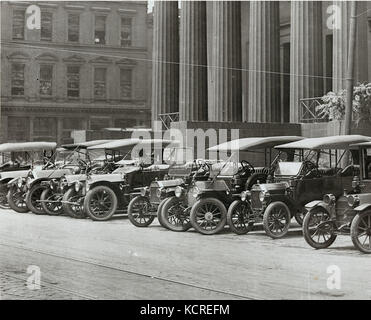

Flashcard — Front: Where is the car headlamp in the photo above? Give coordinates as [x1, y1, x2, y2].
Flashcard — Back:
[259, 190, 270, 202]
[192, 186, 200, 198]
[240, 190, 251, 202]
[175, 186, 184, 198]
[347, 195, 360, 207]
[75, 181, 81, 192]
[323, 194, 336, 205]
[141, 187, 149, 197]
[17, 177, 23, 188]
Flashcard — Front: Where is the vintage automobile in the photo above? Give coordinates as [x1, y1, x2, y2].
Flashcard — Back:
[38, 140, 113, 216]
[302, 140, 371, 254]
[127, 146, 212, 228]
[81, 138, 173, 221]
[237, 135, 370, 239]
[60, 139, 142, 218]
[1, 142, 57, 211]
[160, 136, 303, 235]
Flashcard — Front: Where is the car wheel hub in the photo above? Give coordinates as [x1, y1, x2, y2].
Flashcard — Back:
[205, 212, 213, 221]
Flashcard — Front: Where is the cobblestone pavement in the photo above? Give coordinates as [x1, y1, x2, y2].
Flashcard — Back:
[0, 209, 371, 300]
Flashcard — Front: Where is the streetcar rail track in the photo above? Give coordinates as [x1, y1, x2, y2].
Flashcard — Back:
[0, 242, 260, 300]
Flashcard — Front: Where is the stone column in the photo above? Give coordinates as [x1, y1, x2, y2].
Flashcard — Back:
[332, 1, 369, 92]
[151, 1, 179, 126]
[208, 1, 242, 122]
[179, 1, 208, 121]
[247, 1, 280, 122]
[290, 1, 324, 123]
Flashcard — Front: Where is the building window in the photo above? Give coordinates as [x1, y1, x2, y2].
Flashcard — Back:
[121, 17, 132, 47]
[67, 66, 80, 98]
[94, 67, 106, 98]
[62, 118, 84, 144]
[114, 119, 135, 129]
[94, 15, 106, 44]
[11, 63, 25, 96]
[8, 117, 29, 141]
[120, 68, 132, 98]
[12, 9, 25, 40]
[33, 118, 57, 141]
[90, 118, 110, 130]
[41, 12, 53, 41]
[39, 64, 53, 96]
[68, 13, 79, 42]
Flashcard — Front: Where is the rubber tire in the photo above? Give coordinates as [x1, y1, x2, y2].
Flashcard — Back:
[40, 188, 63, 216]
[62, 187, 86, 219]
[84, 185, 118, 221]
[161, 196, 192, 232]
[350, 211, 371, 254]
[26, 184, 47, 215]
[190, 198, 227, 235]
[262, 201, 291, 239]
[0, 184, 10, 210]
[157, 198, 169, 228]
[227, 200, 255, 235]
[128, 196, 155, 227]
[7, 185, 29, 213]
[302, 207, 337, 249]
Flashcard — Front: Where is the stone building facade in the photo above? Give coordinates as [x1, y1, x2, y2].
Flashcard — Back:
[0, 1, 153, 144]
[152, 1, 371, 126]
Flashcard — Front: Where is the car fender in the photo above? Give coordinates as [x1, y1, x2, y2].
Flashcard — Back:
[354, 203, 371, 212]
[6, 176, 20, 187]
[305, 200, 329, 212]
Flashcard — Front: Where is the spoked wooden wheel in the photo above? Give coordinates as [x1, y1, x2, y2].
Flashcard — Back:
[0, 184, 10, 209]
[262, 201, 291, 239]
[161, 196, 191, 232]
[303, 207, 337, 249]
[190, 198, 227, 235]
[7, 186, 28, 213]
[84, 186, 117, 221]
[26, 184, 46, 215]
[40, 188, 63, 216]
[128, 196, 155, 227]
[351, 211, 371, 254]
[62, 187, 86, 219]
[227, 200, 255, 235]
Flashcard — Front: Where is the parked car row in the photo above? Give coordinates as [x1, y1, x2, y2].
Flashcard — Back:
[1, 135, 371, 254]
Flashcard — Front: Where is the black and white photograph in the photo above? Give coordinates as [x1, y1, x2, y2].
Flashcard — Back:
[0, 0, 371, 307]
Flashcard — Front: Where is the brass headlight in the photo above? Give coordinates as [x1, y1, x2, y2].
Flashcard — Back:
[323, 194, 336, 205]
[156, 187, 164, 198]
[347, 195, 360, 207]
[75, 181, 81, 192]
[17, 177, 23, 188]
[192, 186, 200, 198]
[141, 187, 149, 197]
[240, 190, 251, 202]
[175, 186, 184, 198]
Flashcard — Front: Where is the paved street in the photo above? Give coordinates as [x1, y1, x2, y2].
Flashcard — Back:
[0, 209, 370, 300]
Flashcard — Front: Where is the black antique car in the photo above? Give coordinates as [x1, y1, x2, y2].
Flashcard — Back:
[60, 139, 138, 218]
[81, 139, 172, 221]
[303, 140, 371, 253]
[127, 147, 212, 228]
[237, 135, 370, 239]
[160, 136, 303, 235]
[1, 142, 57, 212]
[38, 140, 113, 216]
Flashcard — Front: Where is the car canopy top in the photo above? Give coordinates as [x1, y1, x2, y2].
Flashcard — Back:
[61, 140, 114, 150]
[87, 138, 176, 151]
[0, 142, 57, 153]
[276, 135, 371, 150]
[207, 136, 304, 152]
[350, 141, 371, 148]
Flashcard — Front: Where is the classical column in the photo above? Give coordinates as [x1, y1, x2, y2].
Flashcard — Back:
[332, 1, 369, 92]
[290, 1, 324, 123]
[208, 1, 242, 122]
[179, 1, 208, 121]
[247, 1, 280, 122]
[151, 1, 179, 125]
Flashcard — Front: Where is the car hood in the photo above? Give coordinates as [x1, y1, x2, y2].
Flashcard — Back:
[150, 178, 185, 188]
[32, 168, 73, 180]
[193, 179, 228, 191]
[65, 174, 87, 185]
[0, 170, 30, 182]
[251, 182, 288, 193]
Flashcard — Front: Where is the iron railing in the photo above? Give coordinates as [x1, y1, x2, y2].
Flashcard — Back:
[299, 97, 328, 123]
[158, 112, 179, 130]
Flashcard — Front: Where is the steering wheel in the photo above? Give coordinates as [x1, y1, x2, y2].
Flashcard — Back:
[78, 158, 88, 168]
[240, 160, 255, 174]
[302, 160, 319, 178]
